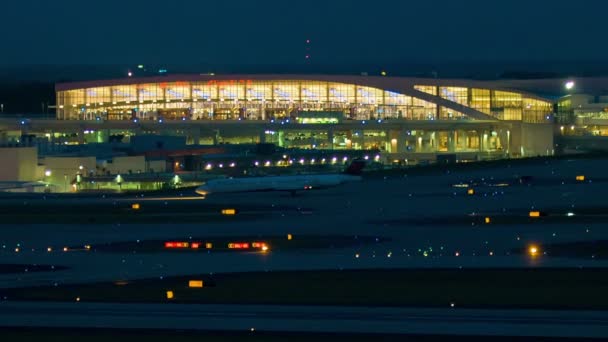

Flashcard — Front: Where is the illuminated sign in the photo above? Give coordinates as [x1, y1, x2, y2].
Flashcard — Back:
[189, 280, 204, 288]
[228, 243, 250, 249]
[165, 241, 189, 248]
[221, 209, 237, 215]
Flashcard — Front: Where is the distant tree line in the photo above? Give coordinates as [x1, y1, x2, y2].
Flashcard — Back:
[0, 82, 55, 114]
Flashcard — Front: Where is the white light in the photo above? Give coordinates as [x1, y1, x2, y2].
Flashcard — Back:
[45, 170, 52, 177]
[565, 80, 575, 90]
[567, 212, 575, 217]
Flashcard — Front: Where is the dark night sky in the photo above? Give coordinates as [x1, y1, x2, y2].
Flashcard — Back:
[1, 0, 608, 66]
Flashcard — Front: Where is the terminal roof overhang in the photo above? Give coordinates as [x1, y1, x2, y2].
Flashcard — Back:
[56, 74, 555, 122]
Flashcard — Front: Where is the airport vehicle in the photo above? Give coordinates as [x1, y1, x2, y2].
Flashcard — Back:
[196, 159, 365, 196]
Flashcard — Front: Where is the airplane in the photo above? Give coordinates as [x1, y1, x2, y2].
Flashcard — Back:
[195, 159, 365, 196]
[0, 181, 47, 192]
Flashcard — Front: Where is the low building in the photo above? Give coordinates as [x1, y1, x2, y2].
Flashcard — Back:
[0, 146, 40, 181]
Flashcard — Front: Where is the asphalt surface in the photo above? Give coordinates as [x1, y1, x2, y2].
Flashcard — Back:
[3, 301, 608, 338]
[1, 157, 608, 336]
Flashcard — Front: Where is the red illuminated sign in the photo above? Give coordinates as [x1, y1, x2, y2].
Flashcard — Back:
[251, 242, 268, 249]
[228, 242, 250, 249]
[164, 241, 190, 248]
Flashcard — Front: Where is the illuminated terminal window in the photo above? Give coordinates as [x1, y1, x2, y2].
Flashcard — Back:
[56, 79, 553, 123]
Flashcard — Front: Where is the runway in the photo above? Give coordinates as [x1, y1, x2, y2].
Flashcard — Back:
[2, 158, 608, 337]
[2, 301, 608, 338]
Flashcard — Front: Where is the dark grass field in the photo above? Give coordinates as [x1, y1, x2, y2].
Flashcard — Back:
[0, 264, 67, 274]
[0, 200, 296, 224]
[0, 327, 580, 342]
[5, 268, 608, 310]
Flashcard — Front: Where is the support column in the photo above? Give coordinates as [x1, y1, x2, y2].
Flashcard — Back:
[327, 127, 334, 150]
[448, 130, 456, 152]
[191, 128, 201, 145]
[77, 132, 85, 145]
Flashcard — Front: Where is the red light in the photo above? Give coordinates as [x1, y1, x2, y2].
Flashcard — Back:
[191, 242, 200, 249]
[165, 241, 189, 249]
[228, 242, 250, 249]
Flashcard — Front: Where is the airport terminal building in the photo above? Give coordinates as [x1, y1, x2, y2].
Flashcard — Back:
[51, 75, 555, 160]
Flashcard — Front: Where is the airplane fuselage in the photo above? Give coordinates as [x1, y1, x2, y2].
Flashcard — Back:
[195, 174, 361, 195]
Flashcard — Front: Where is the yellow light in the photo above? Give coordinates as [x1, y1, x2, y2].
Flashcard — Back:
[576, 175, 585, 181]
[484, 217, 491, 224]
[287, 234, 293, 240]
[528, 245, 540, 257]
[47, 247, 52, 252]
[188, 280, 204, 288]
[205, 242, 213, 249]
[166, 290, 174, 299]
[63, 247, 68, 252]
[132, 203, 140, 210]
[221, 208, 237, 215]
[467, 189, 475, 195]
[261, 245, 269, 252]
[84, 245, 91, 250]
[14, 248, 19, 253]
[529, 211, 541, 217]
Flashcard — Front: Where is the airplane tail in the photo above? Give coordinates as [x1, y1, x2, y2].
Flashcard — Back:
[343, 159, 366, 176]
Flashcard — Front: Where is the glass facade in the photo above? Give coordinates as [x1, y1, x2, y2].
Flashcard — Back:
[414, 85, 553, 123]
[57, 79, 553, 124]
